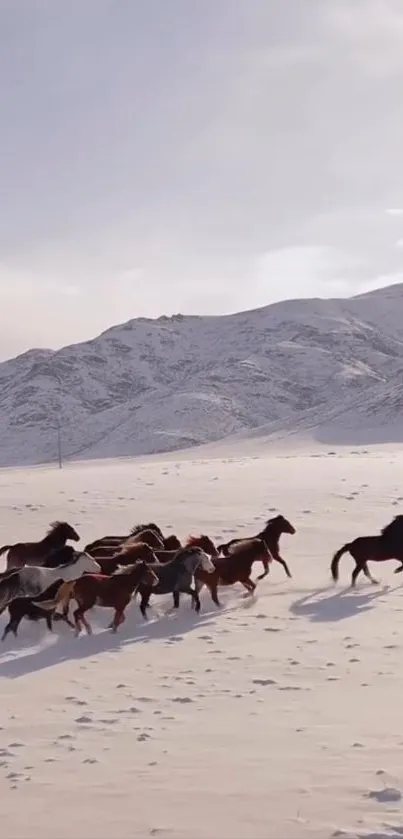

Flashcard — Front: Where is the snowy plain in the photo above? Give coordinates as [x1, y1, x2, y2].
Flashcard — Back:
[1, 441, 403, 838]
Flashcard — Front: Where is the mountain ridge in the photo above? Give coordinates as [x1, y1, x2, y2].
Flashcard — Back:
[1, 282, 403, 467]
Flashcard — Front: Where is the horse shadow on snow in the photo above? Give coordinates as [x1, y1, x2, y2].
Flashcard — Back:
[290, 583, 392, 623]
[0, 596, 220, 680]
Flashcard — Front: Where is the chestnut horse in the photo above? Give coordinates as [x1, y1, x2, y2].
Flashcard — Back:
[331, 515, 403, 587]
[56, 542, 158, 624]
[0, 521, 80, 571]
[195, 538, 272, 607]
[218, 515, 295, 578]
[47, 560, 159, 635]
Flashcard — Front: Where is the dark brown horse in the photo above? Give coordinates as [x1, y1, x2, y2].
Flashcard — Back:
[218, 515, 295, 578]
[195, 538, 272, 607]
[0, 522, 80, 571]
[163, 534, 182, 550]
[1, 579, 75, 642]
[331, 515, 403, 587]
[47, 560, 159, 635]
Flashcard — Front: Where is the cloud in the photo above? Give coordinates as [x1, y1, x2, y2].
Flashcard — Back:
[1, 1, 403, 358]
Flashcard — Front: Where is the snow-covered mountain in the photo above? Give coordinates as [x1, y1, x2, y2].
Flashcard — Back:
[2, 283, 403, 467]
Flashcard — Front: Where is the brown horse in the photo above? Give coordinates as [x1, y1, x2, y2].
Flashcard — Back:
[48, 560, 159, 635]
[151, 534, 219, 565]
[0, 522, 80, 571]
[87, 529, 165, 558]
[331, 515, 403, 587]
[195, 538, 272, 607]
[85, 523, 165, 553]
[218, 515, 295, 578]
[96, 542, 157, 574]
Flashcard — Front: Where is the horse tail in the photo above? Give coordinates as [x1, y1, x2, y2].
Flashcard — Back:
[0, 571, 21, 615]
[331, 544, 351, 582]
[0, 544, 12, 557]
[33, 580, 75, 611]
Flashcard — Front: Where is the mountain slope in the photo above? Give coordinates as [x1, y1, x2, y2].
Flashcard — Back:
[1, 284, 403, 466]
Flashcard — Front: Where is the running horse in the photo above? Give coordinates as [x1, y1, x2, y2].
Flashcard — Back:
[42, 560, 160, 635]
[195, 538, 272, 607]
[331, 514, 403, 587]
[0, 521, 80, 570]
[218, 514, 296, 578]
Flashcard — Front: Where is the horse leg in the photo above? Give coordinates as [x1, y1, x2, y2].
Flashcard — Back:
[110, 608, 126, 632]
[73, 599, 93, 636]
[194, 578, 204, 596]
[272, 551, 292, 579]
[182, 586, 200, 613]
[45, 613, 53, 632]
[79, 608, 92, 636]
[206, 578, 221, 608]
[62, 598, 71, 623]
[351, 561, 364, 588]
[73, 606, 84, 636]
[139, 591, 151, 620]
[362, 562, 379, 585]
[61, 612, 75, 629]
[241, 578, 256, 597]
[108, 596, 130, 630]
[1, 615, 19, 642]
[256, 558, 270, 581]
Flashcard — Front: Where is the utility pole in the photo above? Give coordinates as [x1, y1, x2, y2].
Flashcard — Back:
[56, 419, 62, 469]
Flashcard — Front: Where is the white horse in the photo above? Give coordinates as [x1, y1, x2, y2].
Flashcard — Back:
[0, 551, 101, 615]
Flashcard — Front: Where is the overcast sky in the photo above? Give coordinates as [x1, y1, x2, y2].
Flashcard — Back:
[1, 0, 403, 359]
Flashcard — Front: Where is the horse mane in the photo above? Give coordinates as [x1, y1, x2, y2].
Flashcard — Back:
[129, 522, 163, 538]
[175, 545, 202, 559]
[47, 520, 69, 535]
[381, 515, 403, 539]
[186, 534, 203, 546]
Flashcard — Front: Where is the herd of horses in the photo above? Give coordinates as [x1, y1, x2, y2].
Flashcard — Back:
[0, 511, 403, 644]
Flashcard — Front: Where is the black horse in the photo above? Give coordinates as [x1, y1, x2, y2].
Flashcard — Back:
[331, 515, 403, 587]
[1, 579, 74, 642]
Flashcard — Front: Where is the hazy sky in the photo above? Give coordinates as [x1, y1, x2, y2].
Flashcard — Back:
[2, 0, 403, 359]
